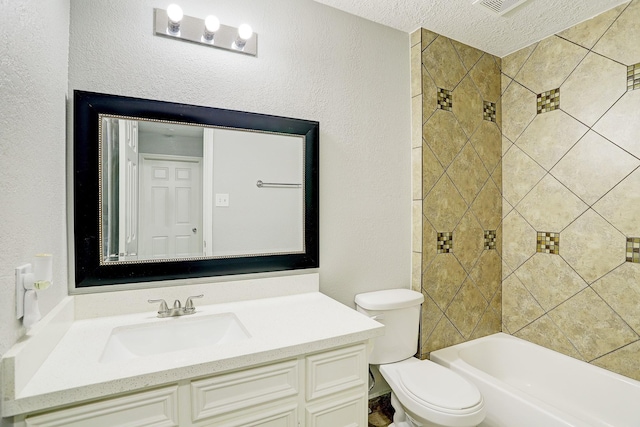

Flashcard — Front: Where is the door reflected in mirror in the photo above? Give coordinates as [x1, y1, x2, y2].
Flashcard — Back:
[101, 116, 305, 264]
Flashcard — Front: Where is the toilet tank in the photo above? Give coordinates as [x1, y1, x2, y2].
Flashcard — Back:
[355, 289, 424, 365]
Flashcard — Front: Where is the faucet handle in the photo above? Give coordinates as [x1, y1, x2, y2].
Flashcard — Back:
[185, 294, 204, 312]
[148, 299, 169, 315]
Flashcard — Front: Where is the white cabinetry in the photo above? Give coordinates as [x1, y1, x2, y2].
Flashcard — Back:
[21, 344, 368, 427]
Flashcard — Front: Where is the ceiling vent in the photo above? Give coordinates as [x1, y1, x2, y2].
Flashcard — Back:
[472, 0, 529, 16]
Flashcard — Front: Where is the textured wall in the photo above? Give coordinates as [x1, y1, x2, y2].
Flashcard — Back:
[0, 0, 70, 357]
[411, 30, 502, 357]
[67, 0, 411, 306]
[502, 0, 640, 380]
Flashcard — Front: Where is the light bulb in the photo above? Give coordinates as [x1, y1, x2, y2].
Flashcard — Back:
[203, 15, 220, 41]
[235, 24, 253, 49]
[166, 4, 183, 34]
[238, 24, 253, 40]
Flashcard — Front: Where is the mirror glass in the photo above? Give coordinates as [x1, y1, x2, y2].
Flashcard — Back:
[101, 116, 305, 263]
[74, 91, 319, 287]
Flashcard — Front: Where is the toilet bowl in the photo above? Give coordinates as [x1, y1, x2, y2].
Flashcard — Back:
[380, 358, 484, 427]
[355, 289, 485, 427]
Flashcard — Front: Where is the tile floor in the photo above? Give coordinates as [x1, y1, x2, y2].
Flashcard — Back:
[368, 393, 394, 427]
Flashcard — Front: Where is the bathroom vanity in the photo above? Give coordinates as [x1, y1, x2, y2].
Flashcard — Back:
[1, 274, 383, 426]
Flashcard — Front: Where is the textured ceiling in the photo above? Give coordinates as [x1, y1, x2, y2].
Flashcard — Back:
[313, 0, 629, 57]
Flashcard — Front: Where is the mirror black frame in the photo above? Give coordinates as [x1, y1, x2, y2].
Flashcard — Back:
[73, 90, 319, 288]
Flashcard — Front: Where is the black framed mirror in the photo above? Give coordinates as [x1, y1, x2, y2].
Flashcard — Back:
[74, 90, 319, 288]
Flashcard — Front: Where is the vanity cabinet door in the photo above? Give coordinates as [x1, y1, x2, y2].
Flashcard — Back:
[24, 386, 179, 427]
[190, 359, 298, 425]
[305, 344, 368, 427]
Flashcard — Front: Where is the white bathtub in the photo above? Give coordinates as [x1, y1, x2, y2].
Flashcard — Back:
[430, 333, 640, 427]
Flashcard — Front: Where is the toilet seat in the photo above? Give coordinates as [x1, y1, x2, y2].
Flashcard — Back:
[398, 361, 482, 414]
[380, 358, 485, 426]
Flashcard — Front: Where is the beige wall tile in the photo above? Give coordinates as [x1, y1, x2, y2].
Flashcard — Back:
[412, 200, 423, 253]
[548, 288, 638, 361]
[562, 209, 626, 284]
[470, 307, 502, 340]
[592, 263, 640, 333]
[471, 121, 502, 173]
[502, 274, 545, 332]
[592, 340, 640, 381]
[515, 110, 588, 170]
[502, 144, 546, 207]
[411, 95, 422, 148]
[423, 110, 467, 168]
[516, 174, 588, 232]
[451, 39, 483, 71]
[502, 210, 537, 271]
[515, 36, 588, 94]
[421, 28, 438, 50]
[491, 159, 502, 193]
[561, 52, 628, 127]
[502, 197, 513, 219]
[412, 251, 422, 292]
[422, 219, 438, 273]
[422, 143, 444, 198]
[422, 67, 438, 123]
[412, 147, 423, 200]
[452, 75, 484, 137]
[501, 73, 512, 95]
[422, 36, 466, 90]
[422, 253, 467, 310]
[502, 43, 537, 78]
[448, 143, 489, 205]
[411, 28, 421, 47]
[515, 253, 588, 311]
[514, 315, 584, 360]
[502, 81, 536, 142]
[557, 3, 628, 49]
[593, 91, 640, 159]
[423, 174, 467, 231]
[445, 278, 487, 338]
[469, 250, 502, 301]
[593, 0, 640, 65]
[454, 211, 485, 273]
[420, 292, 444, 342]
[471, 179, 502, 230]
[593, 168, 640, 236]
[551, 131, 640, 206]
[422, 315, 465, 355]
[470, 54, 502, 103]
[411, 43, 422, 97]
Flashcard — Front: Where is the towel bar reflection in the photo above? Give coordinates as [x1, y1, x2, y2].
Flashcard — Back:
[256, 180, 302, 188]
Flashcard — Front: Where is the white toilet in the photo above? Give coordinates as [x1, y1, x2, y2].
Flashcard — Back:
[355, 289, 485, 427]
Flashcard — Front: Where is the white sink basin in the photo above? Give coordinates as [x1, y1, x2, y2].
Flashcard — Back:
[99, 313, 251, 363]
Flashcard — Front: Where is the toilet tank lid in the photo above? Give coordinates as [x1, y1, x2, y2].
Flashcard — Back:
[355, 289, 424, 310]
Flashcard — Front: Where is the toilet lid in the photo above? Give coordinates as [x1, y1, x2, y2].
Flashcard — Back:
[398, 362, 482, 411]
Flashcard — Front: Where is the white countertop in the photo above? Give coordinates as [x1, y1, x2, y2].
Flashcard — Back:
[2, 290, 383, 417]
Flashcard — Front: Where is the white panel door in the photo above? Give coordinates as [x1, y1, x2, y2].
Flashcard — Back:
[139, 155, 202, 259]
[118, 119, 139, 259]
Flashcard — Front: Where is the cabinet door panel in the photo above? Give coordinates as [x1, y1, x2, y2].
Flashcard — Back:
[305, 392, 365, 427]
[25, 387, 179, 427]
[199, 401, 298, 427]
[191, 360, 298, 422]
[306, 344, 366, 401]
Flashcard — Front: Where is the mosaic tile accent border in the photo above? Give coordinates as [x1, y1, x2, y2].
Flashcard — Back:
[437, 232, 453, 253]
[537, 232, 560, 254]
[483, 101, 496, 122]
[537, 88, 560, 114]
[626, 237, 640, 262]
[628, 64, 640, 91]
[484, 230, 497, 250]
[437, 88, 453, 111]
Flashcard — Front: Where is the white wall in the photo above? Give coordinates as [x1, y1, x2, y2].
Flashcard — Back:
[67, 0, 411, 306]
[0, 0, 70, 358]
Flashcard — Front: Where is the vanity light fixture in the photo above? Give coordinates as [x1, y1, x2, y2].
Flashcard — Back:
[154, 7, 257, 56]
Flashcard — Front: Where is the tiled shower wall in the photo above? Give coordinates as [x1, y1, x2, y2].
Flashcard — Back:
[502, 0, 640, 380]
[411, 30, 503, 357]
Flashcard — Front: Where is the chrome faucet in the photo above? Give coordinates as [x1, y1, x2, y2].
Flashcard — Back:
[148, 294, 204, 317]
